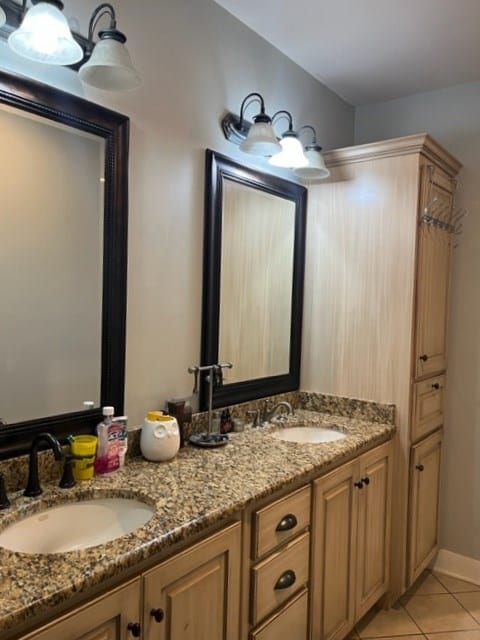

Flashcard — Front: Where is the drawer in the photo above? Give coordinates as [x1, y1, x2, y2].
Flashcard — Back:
[411, 374, 445, 442]
[251, 532, 309, 625]
[253, 485, 311, 559]
[250, 588, 308, 640]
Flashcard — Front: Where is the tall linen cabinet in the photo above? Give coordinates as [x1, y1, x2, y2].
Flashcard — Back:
[302, 134, 461, 600]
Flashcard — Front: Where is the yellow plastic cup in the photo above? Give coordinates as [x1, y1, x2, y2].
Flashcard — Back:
[71, 435, 98, 481]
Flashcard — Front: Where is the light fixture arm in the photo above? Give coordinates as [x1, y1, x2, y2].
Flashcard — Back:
[272, 109, 295, 135]
[238, 92, 268, 129]
[85, 2, 125, 56]
[297, 124, 323, 151]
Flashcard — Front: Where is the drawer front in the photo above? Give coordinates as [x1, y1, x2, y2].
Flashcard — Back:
[251, 532, 309, 625]
[411, 375, 445, 442]
[253, 485, 311, 559]
[250, 588, 308, 640]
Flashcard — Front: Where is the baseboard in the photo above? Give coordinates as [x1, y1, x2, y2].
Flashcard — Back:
[434, 548, 480, 586]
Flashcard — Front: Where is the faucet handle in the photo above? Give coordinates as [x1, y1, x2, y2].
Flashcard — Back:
[0, 473, 10, 509]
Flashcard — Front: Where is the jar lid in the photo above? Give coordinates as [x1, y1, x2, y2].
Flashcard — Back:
[147, 410, 163, 421]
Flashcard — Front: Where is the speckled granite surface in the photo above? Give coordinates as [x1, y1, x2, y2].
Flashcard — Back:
[0, 399, 395, 637]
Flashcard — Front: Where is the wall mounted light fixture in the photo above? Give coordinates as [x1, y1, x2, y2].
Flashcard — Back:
[2, 0, 140, 91]
[294, 125, 330, 180]
[221, 92, 329, 181]
[78, 3, 141, 91]
[8, 0, 83, 65]
[221, 92, 281, 157]
[268, 110, 308, 169]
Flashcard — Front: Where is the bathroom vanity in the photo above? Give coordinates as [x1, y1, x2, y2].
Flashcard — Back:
[0, 402, 394, 640]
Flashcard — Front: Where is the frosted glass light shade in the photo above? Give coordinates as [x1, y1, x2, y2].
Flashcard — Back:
[8, 3, 83, 65]
[239, 122, 281, 156]
[0, 7, 6, 27]
[79, 38, 141, 91]
[294, 147, 330, 180]
[269, 135, 308, 168]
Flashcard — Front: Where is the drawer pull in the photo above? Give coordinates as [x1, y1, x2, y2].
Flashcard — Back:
[416, 464, 425, 472]
[431, 383, 440, 390]
[274, 569, 296, 590]
[127, 622, 141, 637]
[275, 513, 298, 532]
[151, 608, 164, 623]
[419, 354, 429, 362]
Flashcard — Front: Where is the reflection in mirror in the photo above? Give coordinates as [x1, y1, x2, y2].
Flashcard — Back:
[0, 105, 104, 423]
[0, 70, 129, 459]
[219, 181, 295, 383]
[201, 150, 307, 410]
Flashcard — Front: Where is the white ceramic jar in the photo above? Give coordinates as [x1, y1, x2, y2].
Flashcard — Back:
[140, 411, 180, 462]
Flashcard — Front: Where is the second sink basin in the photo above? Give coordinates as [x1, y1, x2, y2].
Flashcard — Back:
[270, 426, 347, 444]
[0, 497, 155, 554]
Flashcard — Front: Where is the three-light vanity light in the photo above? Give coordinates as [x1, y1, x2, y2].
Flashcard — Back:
[2, 0, 141, 91]
[221, 92, 330, 181]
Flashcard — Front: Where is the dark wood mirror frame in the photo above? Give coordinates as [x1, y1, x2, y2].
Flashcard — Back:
[200, 149, 307, 411]
[0, 70, 129, 459]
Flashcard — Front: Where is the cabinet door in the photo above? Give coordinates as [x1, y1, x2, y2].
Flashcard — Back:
[414, 216, 452, 379]
[143, 522, 241, 640]
[19, 579, 141, 640]
[408, 430, 442, 585]
[311, 460, 357, 640]
[356, 442, 392, 620]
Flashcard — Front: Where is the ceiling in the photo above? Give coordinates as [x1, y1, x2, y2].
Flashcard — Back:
[213, 0, 480, 106]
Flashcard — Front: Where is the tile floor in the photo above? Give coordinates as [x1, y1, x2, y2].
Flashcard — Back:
[347, 571, 480, 639]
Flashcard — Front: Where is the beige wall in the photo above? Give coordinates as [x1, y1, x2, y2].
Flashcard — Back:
[0, 0, 354, 425]
[355, 83, 480, 561]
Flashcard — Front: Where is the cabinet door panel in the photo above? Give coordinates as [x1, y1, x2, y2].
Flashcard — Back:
[414, 222, 451, 379]
[408, 431, 442, 585]
[356, 442, 392, 620]
[312, 460, 357, 640]
[143, 522, 241, 640]
[19, 579, 141, 640]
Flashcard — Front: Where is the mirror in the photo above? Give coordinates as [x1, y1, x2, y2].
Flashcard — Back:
[0, 70, 129, 459]
[200, 150, 307, 410]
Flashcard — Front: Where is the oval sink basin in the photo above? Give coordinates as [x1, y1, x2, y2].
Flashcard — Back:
[0, 497, 154, 554]
[271, 426, 347, 444]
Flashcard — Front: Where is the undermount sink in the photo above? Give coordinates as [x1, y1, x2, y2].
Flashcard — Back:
[0, 497, 154, 554]
[270, 426, 347, 444]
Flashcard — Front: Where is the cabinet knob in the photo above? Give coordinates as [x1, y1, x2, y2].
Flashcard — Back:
[127, 622, 141, 638]
[274, 569, 296, 590]
[275, 513, 298, 532]
[431, 383, 440, 390]
[419, 354, 429, 362]
[416, 464, 425, 472]
[354, 480, 364, 489]
[361, 477, 370, 486]
[150, 608, 164, 623]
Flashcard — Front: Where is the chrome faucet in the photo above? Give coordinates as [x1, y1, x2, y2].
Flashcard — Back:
[24, 432, 64, 497]
[261, 400, 294, 423]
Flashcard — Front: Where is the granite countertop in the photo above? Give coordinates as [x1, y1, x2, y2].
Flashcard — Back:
[0, 407, 395, 637]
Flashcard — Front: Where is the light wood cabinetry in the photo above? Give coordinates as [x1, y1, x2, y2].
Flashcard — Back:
[311, 134, 461, 598]
[19, 523, 241, 640]
[311, 442, 392, 640]
[143, 522, 241, 640]
[249, 485, 311, 639]
[408, 430, 443, 584]
[19, 579, 141, 640]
